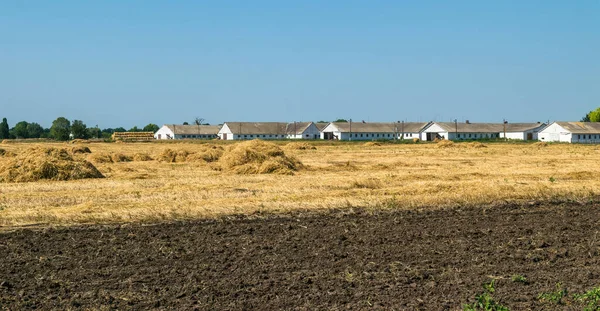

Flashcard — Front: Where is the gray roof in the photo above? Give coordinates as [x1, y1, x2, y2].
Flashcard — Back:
[223, 122, 313, 135]
[555, 122, 600, 134]
[165, 124, 221, 135]
[329, 122, 430, 133]
[433, 122, 545, 133]
[315, 122, 329, 131]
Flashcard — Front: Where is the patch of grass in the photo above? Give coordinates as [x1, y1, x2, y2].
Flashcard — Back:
[574, 286, 600, 311]
[511, 274, 528, 284]
[549, 176, 556, 183]
[538, 282, 567, 305]
[463, 280, 509, 311]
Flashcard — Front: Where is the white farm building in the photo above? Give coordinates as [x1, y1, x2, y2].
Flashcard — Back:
[421, 121, 545, 141]
[538, 122, 600, 143]
[154, 124, 221, 140]
[320, 122, 430, 141]
[218, 122, 321, 140]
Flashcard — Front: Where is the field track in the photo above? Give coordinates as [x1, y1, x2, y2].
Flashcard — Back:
[2, 202, 600, 310]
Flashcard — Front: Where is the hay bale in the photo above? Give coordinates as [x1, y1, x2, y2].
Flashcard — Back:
[0, 147, 104, 183]
[364, 142, 382, 147]
[89, 153, 113, 163]
[133, 153, 153, 161]
[467, 142, 487, 148]
[285, 142, 317, 150]
[158, 149, 190, 163]
[186, 146, 224, 163]
[110, 153, 133, 162]
[436, 140, 455, 148]
[219, 140, 302, 175]
[71, 146, 92, 154]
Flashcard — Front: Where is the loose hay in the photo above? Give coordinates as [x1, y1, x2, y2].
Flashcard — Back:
[0, 148, 5, 156]
[364, 142, 382, 147]
[158, 149, 190, 163]
[436, 140, 456, 148]
[186, 146, 224, 163]
[0, 147, 104, 183]
[533, 142, 549, 147]
[71, 146, 92, 154]
[133, 153, 153, 161]
[110, 153, 133, 162]
[412, 138, 420, 143]
[285, 142, 317, 150]
[69, 139, 90, 144]
[219, 140, 302, 175]
[89, 153, 113, 163]
[467, 142, 487, 148]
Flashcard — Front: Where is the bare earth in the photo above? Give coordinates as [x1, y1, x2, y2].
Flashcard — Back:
[2, 201, 600, 310]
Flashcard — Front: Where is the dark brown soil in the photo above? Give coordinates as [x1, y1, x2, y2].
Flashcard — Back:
[2, 202, 600, 310]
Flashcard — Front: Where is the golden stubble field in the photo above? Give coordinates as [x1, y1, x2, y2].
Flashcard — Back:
[1, 140, 599, 227]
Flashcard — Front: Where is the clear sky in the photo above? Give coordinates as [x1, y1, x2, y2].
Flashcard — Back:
[2, 1, 599, 129]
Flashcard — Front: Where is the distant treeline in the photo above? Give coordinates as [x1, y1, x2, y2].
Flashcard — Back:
[0, 117, 160, 141]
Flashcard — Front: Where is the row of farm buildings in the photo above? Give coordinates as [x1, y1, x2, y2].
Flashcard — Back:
[152, 121, 600, 144]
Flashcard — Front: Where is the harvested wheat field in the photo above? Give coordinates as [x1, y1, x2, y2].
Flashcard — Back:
[2, 140, 600, 309]
[1, 140, 600, 226]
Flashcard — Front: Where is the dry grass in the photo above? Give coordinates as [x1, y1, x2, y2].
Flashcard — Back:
[1, 140, 600, 227]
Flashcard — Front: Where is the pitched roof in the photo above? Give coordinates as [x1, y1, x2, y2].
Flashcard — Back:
[164, 124, 221, 135]
[223, 122, 313, 135]
[554, 122, 600, 134]
[433, 122, 544, 133]
[328, 122, 430, 133]
[315, 122, 329, 131]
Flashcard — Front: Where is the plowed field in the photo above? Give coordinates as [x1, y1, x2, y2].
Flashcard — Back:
[2, 202, 600, 310]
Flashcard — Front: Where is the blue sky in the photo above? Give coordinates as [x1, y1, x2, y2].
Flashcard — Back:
[1, 1, 598, 128]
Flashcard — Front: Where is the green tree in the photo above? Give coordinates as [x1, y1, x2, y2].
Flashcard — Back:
[0, 118, 9, 139]
[143, 123, 159, 132]
[12, 121, 29, 139]
[183, 122, 189, 125]
[589, 108, 600, 122]
[87, 126, 101, 139]
[113, 127, 126, 133]
[333, 119, 348, 123]
[50, 117, 71, 141]
[26, 122, 44, 138]
[71, 120, 88, 139]
[129, 126, 141, 132]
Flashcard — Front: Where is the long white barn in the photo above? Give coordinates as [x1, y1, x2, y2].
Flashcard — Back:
[421, 122, 545, 141]
[320, 122, 430, 141]
[218, 122, 320, 140]
[154, 124, 221, 140]
[538, 122, 600, 143]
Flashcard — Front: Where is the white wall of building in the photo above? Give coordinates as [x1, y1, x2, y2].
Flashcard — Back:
[154, 126, 175, 140]
[538, 123, 569, 143]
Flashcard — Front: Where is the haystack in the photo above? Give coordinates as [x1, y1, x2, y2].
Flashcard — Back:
[89, 153, 113, 163]
[110, 153, 133, 162]
[69, 139, 90, 144]
[467, 142, 487, 148]
[71, 146, 92, 154]
[158, 149, 190, 163]
[364, 142, 382, 147]
[0, 147, 104, 183]
[219, 140, 302, 175]
[186, 145, 224, 163]
[412, 138, 420, 143]
[133, 153, 153, 161]
[436, 140, 456, 148]
[285, 142, 317, 150]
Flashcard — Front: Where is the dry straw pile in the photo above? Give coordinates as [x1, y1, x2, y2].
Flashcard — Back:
[219, 140, 302, 175]
[133, 153, 153, 161]
[364, 142, 382, 147]
[436, 140, 456, 148]
[71, 146, 92, 154]
[285, 142, 317, 150]
[186, 145, 224, 163]
[0, 147, 104, 183]
[467, 142, 487, 148]
[158, 149, 191, 163]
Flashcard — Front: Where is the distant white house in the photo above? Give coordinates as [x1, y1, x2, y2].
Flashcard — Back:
[218, 122, 321, 140]
[421, 121, 545, 141]
[538, 122, 600, 143]
[320, 122, 430, 141]
[154, 124, 221, 140]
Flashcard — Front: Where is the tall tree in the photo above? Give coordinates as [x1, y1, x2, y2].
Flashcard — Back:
[143, 123, 159, 132]
[589, 108, 600, 122]
[129, 126, 141, 132]
[26, 122, 44, 138]
[71, 120, 88, 139]
[12, 121, 29, 139]
[50, 117, 71, 141]
[0, 118, 9, 139]
[194, 117, 205, 125]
